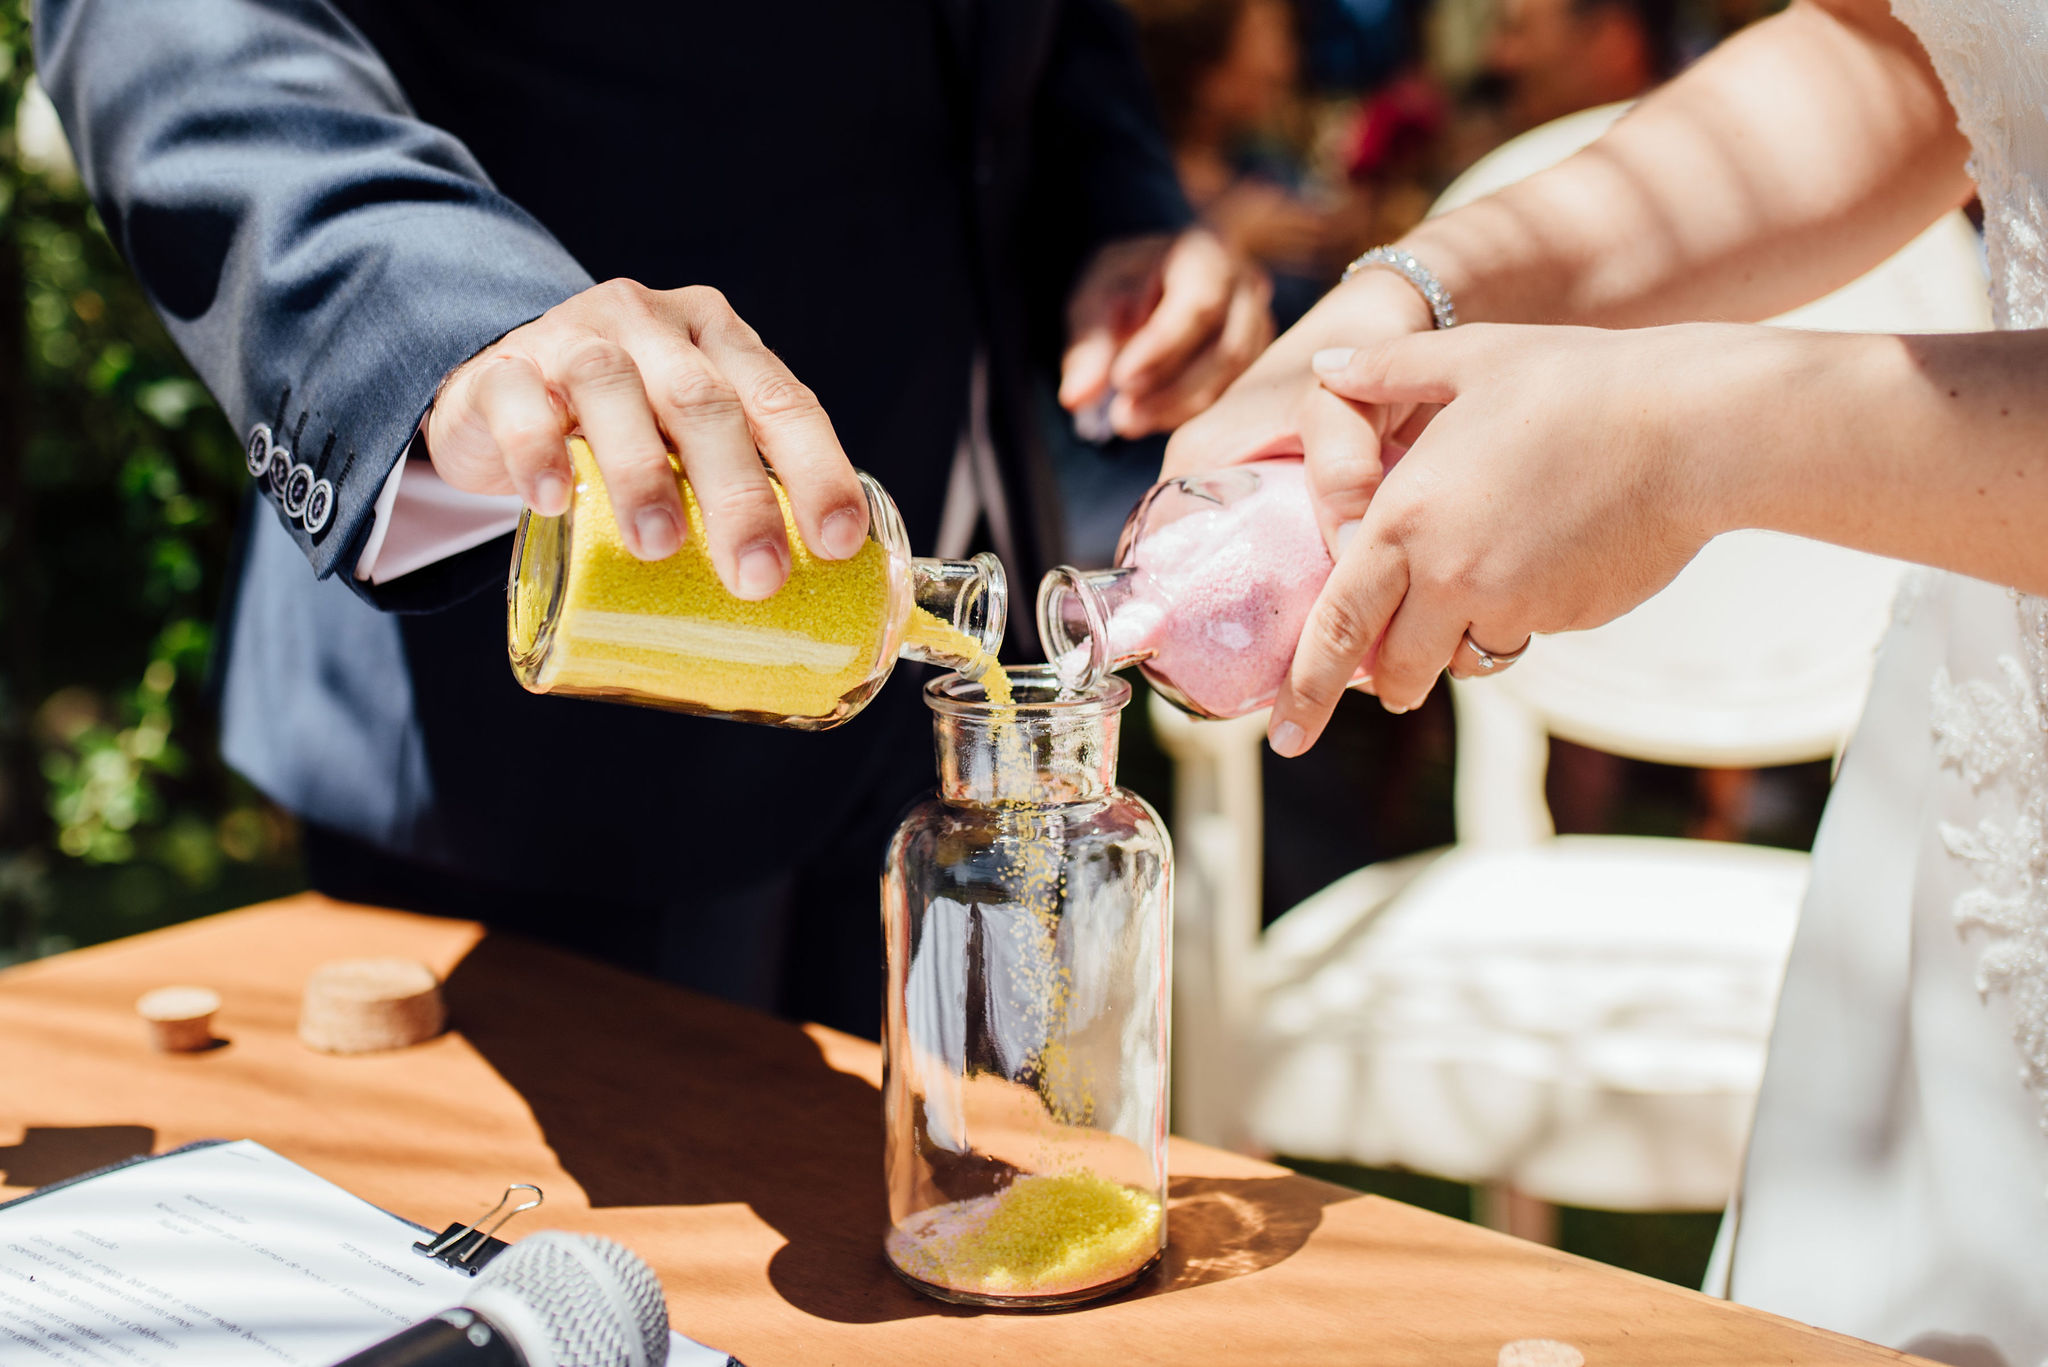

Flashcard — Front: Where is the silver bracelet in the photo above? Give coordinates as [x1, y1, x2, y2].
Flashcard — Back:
[1340, 246, 1457, 330]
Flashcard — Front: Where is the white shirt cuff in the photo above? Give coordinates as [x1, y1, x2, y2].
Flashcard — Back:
[353, 438, 524, 585]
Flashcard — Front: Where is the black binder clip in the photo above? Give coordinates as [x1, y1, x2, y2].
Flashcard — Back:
[412, 1183, 543, 1276]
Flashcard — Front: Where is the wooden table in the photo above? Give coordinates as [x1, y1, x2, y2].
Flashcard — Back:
[0, 896, 1924, 1366]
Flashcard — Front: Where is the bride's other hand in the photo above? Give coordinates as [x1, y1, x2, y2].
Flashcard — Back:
[1265, 322, 1792, 755]
[1162, 270, 1437, 549]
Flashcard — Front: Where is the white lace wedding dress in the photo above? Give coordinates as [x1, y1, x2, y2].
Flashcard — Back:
[1723, 5, 2048, 1363]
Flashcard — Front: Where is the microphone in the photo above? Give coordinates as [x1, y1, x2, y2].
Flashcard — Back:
[334, 1231, 670, 1367]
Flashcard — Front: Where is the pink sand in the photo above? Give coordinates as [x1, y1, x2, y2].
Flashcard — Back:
[1110, 459, 1335, 718]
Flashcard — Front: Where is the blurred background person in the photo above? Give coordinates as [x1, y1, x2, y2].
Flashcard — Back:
[1483, 0, 1683, 135]
[1128, 0, 1396, 328]
[1058, 0, 1385, 568]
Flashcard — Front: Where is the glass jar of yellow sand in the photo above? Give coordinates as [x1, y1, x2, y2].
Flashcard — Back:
[508, 437, 1005, 727]
[882, 666, 1171, 1308]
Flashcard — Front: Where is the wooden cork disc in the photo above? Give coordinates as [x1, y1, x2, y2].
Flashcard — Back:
[1498, 1341, 1586, 1367]
[298, 958, 446, 1055]
[137, 985, 221, 1053]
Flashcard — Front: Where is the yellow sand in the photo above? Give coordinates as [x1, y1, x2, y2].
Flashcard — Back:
[520, 440, 1013, 719]
[905, 609, 1011, 704]
[885, 1170, 1162, 1298]
[527, 439, 891, 718]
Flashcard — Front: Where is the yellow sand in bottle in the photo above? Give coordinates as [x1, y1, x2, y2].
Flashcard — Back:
[526, 438, 891, 719]
[885, 1169, 1163, 1299]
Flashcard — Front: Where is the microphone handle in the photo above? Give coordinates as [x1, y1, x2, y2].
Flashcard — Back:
[332, 1310, 527, 1367]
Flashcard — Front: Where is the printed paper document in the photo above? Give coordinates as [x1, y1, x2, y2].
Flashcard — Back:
[0, 1139, 726, 1365]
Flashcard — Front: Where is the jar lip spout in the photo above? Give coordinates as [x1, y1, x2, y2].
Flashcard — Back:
[925, 665, 1129, 715]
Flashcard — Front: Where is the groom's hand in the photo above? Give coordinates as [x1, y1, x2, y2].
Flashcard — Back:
[424, 279, 867, 602]
[1059, 228, 1273, 439]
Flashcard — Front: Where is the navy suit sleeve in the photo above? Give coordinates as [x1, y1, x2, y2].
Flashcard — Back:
[33, 0, 594, 595]
[1033, 0, 1194, 264]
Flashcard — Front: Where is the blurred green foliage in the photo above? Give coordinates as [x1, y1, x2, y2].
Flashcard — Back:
[0, 2, 300, 966]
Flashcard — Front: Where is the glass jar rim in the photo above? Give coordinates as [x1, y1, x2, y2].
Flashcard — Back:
[924, 665, 1130, 716]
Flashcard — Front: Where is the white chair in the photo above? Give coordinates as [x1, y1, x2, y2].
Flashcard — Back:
[1159, 103, 1990, 1234]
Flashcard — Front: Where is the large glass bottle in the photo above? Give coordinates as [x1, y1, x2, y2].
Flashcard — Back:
[1036, 457, 1368, 719]
[882, 666, 1172, 1307]
[509, 438, 1004, 728]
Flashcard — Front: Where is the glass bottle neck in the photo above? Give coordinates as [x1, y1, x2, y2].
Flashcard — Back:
[929, 669, 1126, 805]
[1036, 565, 1155, 693]
[900, 552, 1007, 679]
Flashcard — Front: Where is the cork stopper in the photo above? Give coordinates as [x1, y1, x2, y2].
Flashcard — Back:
[136, 985, 221, 1053]
[1498, 1342, 1586, 1367]
[298, 958, 446, 1055]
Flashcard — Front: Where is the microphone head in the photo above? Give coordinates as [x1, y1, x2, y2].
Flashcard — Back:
[461, 1231, 669, 1367]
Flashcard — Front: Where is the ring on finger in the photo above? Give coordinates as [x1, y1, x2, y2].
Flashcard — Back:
[1460, 630, 1530, 674]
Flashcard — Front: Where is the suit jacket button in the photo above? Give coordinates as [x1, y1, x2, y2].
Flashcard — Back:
[246, 424, 273, 478]
[266, 445, 293, 501]
[283, 462, 315, 518]
[303, 479, 334, 535]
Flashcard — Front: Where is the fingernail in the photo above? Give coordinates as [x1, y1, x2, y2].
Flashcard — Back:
[634, 507, 681, 559]
[819, 507, 867, 560]
[1075, 393, 1116, 445]
[1109, 392, 1141, 439]
[1385, 700, 1410, 716]
[1312, 347, 1355, 374]
[736, 543, 786, 600]
[1335, 519, 1361, 556]
[1269, 720, 1306, 757]
[532, 471, 569, 517]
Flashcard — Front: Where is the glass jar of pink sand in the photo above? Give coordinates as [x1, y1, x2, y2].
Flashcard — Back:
[881, 666, 1171, 1308]
[1037, 457, 1368, 719]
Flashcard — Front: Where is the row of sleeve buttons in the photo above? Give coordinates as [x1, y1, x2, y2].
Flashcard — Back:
[247, 423, 334, 535]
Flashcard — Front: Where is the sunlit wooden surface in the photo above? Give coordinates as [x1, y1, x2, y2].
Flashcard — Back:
[0, 896, 1930, 1366]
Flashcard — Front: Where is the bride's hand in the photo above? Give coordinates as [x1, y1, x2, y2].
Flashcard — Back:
[1163, 270, 1437, 549]
[1266, 321, 1765, 756]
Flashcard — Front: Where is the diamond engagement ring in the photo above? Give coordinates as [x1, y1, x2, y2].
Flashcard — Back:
[1341, 246, 1457, 330]
[1461, 631, 1530, 673]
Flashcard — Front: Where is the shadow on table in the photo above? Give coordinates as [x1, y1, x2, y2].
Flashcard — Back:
[1142, 1174, 1346, 1299]
[0, 1124, 157, 1189]
[442, 933, 1340, 1323]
